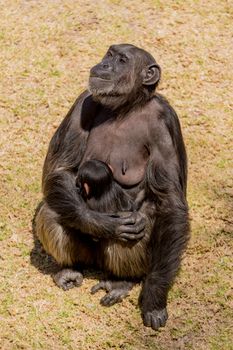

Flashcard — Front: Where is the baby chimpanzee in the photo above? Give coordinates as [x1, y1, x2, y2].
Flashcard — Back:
[76, 159, 144, 213]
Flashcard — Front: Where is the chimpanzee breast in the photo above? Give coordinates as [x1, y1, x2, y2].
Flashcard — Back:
[81, 111, 151, 186]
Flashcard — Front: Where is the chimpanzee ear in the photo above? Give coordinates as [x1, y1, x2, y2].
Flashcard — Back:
[142, 64, 161, 86]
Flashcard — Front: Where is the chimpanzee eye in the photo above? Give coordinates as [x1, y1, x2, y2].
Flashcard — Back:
[106, 51, 113, 57]
[119, 56, 128, 64]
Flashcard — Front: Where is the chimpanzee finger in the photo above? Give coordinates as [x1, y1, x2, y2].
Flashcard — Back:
[100, 290, 124, 306]
[91, 282, 104, 294]
[118, 220, 145, 234]
[105, 212, 133, 219]
[91, 281, 112, 294]
[119, 231, 145, 241]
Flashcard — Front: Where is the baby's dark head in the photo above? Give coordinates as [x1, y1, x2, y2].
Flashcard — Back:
[77, 159, 113, 198]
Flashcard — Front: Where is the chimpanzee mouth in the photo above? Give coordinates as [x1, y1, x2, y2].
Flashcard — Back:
[89, 76, 111, 82]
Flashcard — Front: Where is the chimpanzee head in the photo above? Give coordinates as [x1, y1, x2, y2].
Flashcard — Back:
[77, 159, 113, 199]
[89, 44, 161, 109]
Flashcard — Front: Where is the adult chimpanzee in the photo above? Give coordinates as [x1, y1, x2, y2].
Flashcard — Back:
[35, 44, 189, 331]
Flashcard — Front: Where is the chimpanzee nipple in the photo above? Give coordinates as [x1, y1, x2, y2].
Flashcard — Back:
[122, 160, 127, 175]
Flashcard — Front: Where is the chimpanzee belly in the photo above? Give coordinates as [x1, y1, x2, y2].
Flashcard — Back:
[101, 233, 150, 278]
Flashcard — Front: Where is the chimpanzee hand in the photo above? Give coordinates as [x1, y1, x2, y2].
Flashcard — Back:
[110, 211, 146, 241]
[140, 278, 168, 330]
[80, 209, 145, 241]
[142, 308, 168, 331]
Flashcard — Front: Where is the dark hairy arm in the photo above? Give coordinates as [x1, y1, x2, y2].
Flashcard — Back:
[140, 96, 190, 330]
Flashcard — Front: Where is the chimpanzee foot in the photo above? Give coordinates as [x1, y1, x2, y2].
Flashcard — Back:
[91, 280, 134, 306]
[143, 308, 168, 331]
[53, 268, 83, 291]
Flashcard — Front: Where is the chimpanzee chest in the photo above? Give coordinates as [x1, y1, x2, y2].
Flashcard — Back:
[81, 113, 150, 186]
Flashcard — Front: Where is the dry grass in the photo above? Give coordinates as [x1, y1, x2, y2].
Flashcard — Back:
[0, 1, 232, 349]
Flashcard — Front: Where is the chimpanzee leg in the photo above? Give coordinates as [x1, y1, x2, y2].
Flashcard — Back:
[35, 202, 95, 290]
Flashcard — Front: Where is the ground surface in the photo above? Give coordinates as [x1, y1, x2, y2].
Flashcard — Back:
[0, 1, 232, 349]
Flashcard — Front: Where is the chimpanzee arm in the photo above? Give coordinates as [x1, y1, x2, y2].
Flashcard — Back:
[140, 97, 190, 330]
[42, 91, 93, 183]
[42, 92, 144, 240]
[44, 169, 144, 240]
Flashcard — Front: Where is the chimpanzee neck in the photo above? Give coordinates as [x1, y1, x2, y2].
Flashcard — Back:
[104, 93, 153, 117]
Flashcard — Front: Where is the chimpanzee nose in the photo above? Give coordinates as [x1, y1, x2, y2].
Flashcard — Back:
[101, 62, 112, 71]
[89, 61, 112, 79]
